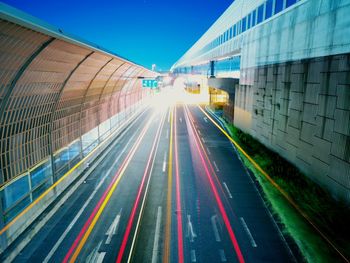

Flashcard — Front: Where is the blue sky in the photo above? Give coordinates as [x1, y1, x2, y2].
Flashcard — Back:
[2, 0, 233, 71]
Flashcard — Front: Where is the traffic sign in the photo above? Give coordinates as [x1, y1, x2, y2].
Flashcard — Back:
[142, 79, 158, 89]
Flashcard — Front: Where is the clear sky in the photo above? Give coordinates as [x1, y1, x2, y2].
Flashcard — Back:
[2, 0, 233, 71]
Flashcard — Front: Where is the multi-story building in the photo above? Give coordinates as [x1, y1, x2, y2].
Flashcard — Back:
[172, 0, 350, 202]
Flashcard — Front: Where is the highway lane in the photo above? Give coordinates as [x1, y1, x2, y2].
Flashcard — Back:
[131, 106, 172, 263]
[184, 104, 297, 262]
[12, 107, 159, 262]
[11, 102, 299, 263]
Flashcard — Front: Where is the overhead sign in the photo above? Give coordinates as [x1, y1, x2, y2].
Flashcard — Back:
[142, 79, 158, 89]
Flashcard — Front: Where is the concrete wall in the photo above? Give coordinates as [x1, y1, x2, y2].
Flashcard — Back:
[234, 53, 350, 202]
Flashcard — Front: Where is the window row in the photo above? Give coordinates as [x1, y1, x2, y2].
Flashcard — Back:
[202, 0, 299, 55]
[173, 56, 241, 76]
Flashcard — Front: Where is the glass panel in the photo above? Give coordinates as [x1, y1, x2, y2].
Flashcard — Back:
[82, 127, 99, 151]
[4, 195, 31, 223]
[54, 148, 69, 171]
[68, 140, 81, 160]
[257, 5, 264, 24]
[242, 17, 247, 32]
[275, 0, 284, 14]
[265, 0, 273, 20]
[32, 179, 51, 200]
[2, 174, 30, 210]
[233, 24, 237, 37]
[252, 10, 257, 26]
[247, 14, 251, 29]
[286, 0, 297, 8]
[215, 56, 241, 75]
[30, 160, 52, 188]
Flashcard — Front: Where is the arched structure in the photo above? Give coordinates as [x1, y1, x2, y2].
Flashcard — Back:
[0, 3, 157, 230]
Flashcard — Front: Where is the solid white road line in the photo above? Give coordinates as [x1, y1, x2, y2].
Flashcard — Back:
[191, 249, 197, 262]
[105, 209, 122, 245]
[201, 137, 205, 143]
[42, 127, 138, 263]
[187, 215, 197, 242]
[223, 182, 233, 199]
[213, 161, 220, 172]
[198, 129, 201, 135]
[151, 206, 162, 263]
[240, 217, 257, 248]
[219, 249, 227, 262]
[211, 215, 221, 242]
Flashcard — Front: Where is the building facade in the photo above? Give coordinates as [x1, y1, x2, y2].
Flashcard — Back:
[172, 0, 350, 202]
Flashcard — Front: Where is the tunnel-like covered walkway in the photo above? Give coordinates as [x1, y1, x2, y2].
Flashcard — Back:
[0, 3, 156, 237]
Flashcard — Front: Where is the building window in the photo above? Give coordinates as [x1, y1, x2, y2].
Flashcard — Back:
[286, 0, 297, 8]
[233, 24, 237, 37]
[247, 13, 251, 29]
[257, 4, 264, 24]
[275, 0, 284, 14]
[252, 10, 257, 26]
[242, 17, 247, 32]
[265, 0, 273, 20]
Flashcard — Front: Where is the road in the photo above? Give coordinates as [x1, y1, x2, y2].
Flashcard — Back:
[12, 103, 298, 263]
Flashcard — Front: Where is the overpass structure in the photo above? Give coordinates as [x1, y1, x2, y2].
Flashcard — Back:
[0, 3, 156, 251]
[172, 0, 350, 203]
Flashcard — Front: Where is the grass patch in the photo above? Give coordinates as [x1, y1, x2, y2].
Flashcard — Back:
[208, 107, 350, 263]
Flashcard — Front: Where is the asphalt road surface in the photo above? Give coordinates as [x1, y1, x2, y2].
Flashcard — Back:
[12, 104, 298, 263]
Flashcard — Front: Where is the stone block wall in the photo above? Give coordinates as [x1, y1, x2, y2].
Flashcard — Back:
[234, 53, 350, 202]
